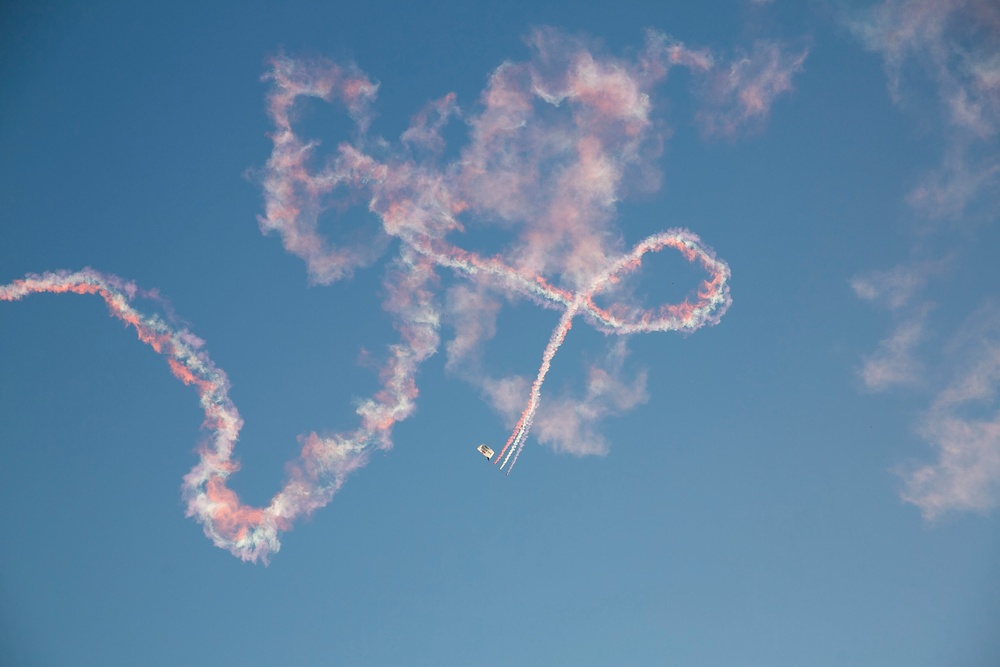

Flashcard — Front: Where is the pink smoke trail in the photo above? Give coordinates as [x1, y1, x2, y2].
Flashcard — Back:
[0, 268, 423, 563]
[258, 32, 734, 478]
[2, 29, 748, 562]
[493, 230, 731, 472]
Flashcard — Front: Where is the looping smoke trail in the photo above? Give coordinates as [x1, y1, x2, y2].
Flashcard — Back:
[2, 29, 733, 562]
[493, 231, 730, 472]
[259, 31, 733, 478]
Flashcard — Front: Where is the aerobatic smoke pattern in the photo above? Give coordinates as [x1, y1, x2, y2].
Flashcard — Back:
[255, 29, 733, 474]
[0, 270, 289, 561]
[2, 28, 752, 562]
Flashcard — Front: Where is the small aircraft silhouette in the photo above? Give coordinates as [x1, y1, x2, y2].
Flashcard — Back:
[476, 444, 494, 461]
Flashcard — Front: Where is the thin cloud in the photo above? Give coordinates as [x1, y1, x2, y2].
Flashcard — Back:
[906, 144, 1000, 221]
[849, 0, 1000, 221]
[850, 1, 1000, 519]
[900, 305, 1000, 518]
[851, 262, 935, 311]
[852, 261, 947, 390]
[859, 308, 929, 391]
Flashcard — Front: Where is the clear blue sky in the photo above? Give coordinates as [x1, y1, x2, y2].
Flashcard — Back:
[2, 1, 999, 665]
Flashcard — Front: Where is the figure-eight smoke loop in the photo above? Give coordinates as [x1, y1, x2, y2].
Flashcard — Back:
[1, 29, 730, 562]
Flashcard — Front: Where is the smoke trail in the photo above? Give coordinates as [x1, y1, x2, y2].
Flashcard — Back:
[493, 230, 731, 472]
[257, 31, 736, 477]
[0, 266, 436, 563]
[2, 28, 759, 561]
[1, 270, 269, 560]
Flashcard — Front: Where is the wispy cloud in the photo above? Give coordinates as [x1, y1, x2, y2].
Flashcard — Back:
[851, 261, 940, 311]
[852, 261, 947, 390]
[849, 0, 1000, 221]
[906, 144, 1000, 221]
[900, 304, 1000, 518]
[849, 1, 1000, 519]
[859, 308, 929, 391]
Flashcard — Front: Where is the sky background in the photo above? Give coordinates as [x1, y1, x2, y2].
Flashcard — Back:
[2, 1, 999, 665]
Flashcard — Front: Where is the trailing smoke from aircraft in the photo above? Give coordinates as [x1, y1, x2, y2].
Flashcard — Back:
[256, 29, 733, 476]
[0, 270, 297, 561]
[491, 230, 730, 472]
[0, 27, 764, 561]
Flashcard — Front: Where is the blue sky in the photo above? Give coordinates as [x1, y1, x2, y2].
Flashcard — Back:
[2, 1, 999, 665]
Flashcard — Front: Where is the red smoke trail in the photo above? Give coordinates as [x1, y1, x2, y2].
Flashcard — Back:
[1, 28, 759, 561]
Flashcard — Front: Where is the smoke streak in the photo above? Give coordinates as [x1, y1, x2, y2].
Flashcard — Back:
[256, 31, 738, 477]
[493, 231, 731, 472]
[1, 270, 274, 560]
[2, 28, 753, 561]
